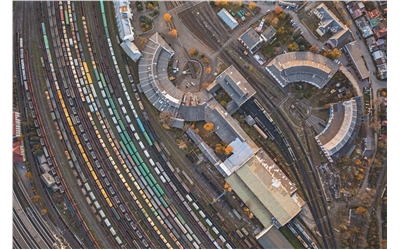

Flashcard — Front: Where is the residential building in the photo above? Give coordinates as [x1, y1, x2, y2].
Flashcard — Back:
[346, 2, 365, 19]
[369, 17, 380, 28]
[372, 50, 385, 61]
[366, 9, 380, 21]
[313, 3, 352, 48]
[218, 8, 238, 30]
[238, 27, 263, 54]
[365, 36, 379, 52]
[355, 17, 373, 38]
[374, 22, 387, 38]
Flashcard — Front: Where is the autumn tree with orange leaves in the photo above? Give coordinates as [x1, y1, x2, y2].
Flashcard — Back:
[169, 29, 178, 37]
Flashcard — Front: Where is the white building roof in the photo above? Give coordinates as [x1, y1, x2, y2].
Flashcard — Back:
[218, 8, 238, 30]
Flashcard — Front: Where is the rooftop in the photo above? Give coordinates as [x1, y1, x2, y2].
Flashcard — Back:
[265, 52, 339, 89]
[215, 65, 256, 107]
[314, 3, 347, 36]
[316, 97, 362, 161]
[217, 8, 238, 30]
[344, 41, 370, 80]
[238, 27, 263, 53]
[355, 17, 373, 38]
[204, 99, 259, 153]
[113, 0, 134, 41]
[226, 150, 302, 227]
[256, 226, 294, 249]
[261, 26, 276, 42]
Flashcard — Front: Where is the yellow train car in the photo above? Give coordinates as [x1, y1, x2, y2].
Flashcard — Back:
[83, 61, 89, 73]
[87, 162, 93, 172]
[78, 144, 84, 154]
[101, 188, 108, 199]
[91, 170, 98, 181]
[96, 179, 102, 190]
[71, 126, 76, 136]
[87, 72, 92, 84]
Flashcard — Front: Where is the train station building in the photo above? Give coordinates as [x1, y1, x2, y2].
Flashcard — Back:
[140, 34, 304, 237]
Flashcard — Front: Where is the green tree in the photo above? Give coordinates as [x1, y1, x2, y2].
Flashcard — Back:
[299, 45, 305, 51]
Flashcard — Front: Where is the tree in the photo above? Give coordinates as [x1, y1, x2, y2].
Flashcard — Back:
[345, 20, 352, 27]
[276, 27, 286, 37]
[224, 145, 233, 155]
[31, 195, 41, 204]
[203, 122, 214, 132]
[323, 48, 342, 60]
[277, 12, 286, 20]
[205, 67, 211, 74]
[233, 0, 242, 6]
[299, 45, 305, 51]
[309, 45, 319, 53]
[356, 173, 364, 180]
[164, 13, 172, 22]
[203, 57, 210, 64]
[17, 134, 24, 141]
[153, 9, 159, 16]
[381, 90, 387, 97]
[249, 2, 256, 10]
[214, 0, 221, 5]
[224, 182, 232, 192]
[194, 128, 200, 134]
[324, 103, 331, 109]
[220, 101, 227, 108]
[188, 49, 198, 57]
[147, 3, 154, 10]
[275, 6, 283, 15]
[41, 209, 47, 215]
[215, 146, 222, 154]
[25, 171, 33, 180]
[169, 29, 178, 37]
[354, 159, 362, 165]
[370, 121, 381, 132]
[271, 17, 279, 27]
[288, 42, 299, 51]
[249, 66, 254, 72]
[272, 47, 282, 56]
[159, 110, 174, 125]
[355, 206, 368, 216]
[220, 0, 228, 5]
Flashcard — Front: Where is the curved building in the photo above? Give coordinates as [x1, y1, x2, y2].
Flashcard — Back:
[265, 52, 339, 89]
[315, 97, 362, 162]
[138, 33, 213, 121]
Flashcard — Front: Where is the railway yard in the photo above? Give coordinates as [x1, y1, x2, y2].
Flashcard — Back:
[12, 0, 387, 249]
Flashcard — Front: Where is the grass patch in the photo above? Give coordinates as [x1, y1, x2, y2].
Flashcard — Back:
[279, 226, 304, 249]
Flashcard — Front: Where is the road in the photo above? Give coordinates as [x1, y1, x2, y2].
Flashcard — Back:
[362, 159, 386, 240]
